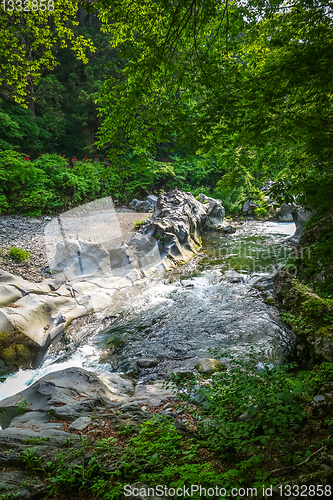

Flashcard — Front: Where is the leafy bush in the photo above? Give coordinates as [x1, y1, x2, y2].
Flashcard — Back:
[254, 200, 269, 218]
[215, 187, 244, 215]
[307, 362, 333, 391]
[182, 349, 306, 452]
[0, 150, 50, 215]
[164, 347, 315, 489]
[0, 151, 103, 215]
[8, 246, 30, 263]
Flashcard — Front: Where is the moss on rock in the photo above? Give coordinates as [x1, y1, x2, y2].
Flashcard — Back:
[0, 329, 40, 371]
[274, 270, 333, 365]
[295, 213, 333, 292]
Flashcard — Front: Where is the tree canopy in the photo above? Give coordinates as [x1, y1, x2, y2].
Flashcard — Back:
[1, 0, 333, 213]
[0, 1, 95, 103]
[96, 0, 333, 213]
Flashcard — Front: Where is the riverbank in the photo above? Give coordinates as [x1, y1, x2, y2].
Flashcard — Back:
[0, 209, 152, 282]
[1, 197, 333, 498]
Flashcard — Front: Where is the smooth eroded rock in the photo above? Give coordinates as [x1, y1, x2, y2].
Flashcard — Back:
[68, 416, 92, 432]
[138, 190, 207, 271]
[0, 366, 124, 415]
[199, 193, 225, 230]
[195, 358, 226, 374]
[137, 358, 159, 368]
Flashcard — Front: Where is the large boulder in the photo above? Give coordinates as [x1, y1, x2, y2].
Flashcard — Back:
[276, 203, 294, 222]
[129, 195, 157, 212]
[242, 200, 259, 216]
[0, 366, 124, 416]
[289, 208, 315, 243]
[137, 189, 207, 270]
[199, 193, 225, 230]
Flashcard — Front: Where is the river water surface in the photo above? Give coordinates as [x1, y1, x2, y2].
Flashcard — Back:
[0, 221, 297, 400]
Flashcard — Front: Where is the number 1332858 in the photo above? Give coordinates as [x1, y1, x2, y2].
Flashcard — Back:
[2, 0, 54, 11]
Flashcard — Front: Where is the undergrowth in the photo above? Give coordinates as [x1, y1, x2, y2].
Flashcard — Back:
[19, 348, 333, 500]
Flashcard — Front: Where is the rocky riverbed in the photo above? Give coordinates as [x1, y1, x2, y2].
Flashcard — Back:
[0, 192, 308, 498]
[0, 217, 298, 402]
[0, 209, 152, 283]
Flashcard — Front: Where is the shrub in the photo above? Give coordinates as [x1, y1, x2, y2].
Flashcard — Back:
[0, 151, 103, 215]
[8, 246, 30, 262]
[307, 362, 333, 391]
[165, 346, 311, 488]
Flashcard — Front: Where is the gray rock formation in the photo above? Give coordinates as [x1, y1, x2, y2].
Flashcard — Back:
[223, 224, 237, 234]
[137, 189, 207, 270]
[276, 203, 294, 222]
[289, 207, 315, 243]
[242, 201, 259, 216]
[0, 471, 46, 499]
[312, 382, 333, 417]
[0, 266, 143, 371]
[0, 366, 124, 417]
[199, 193, 225, 229]
[0, 366, 160, 499]
[129, 195, 158, 212]
[307, 334, 333, 363]
[195, 358, 226, 374]
[127, 381, 176, 407]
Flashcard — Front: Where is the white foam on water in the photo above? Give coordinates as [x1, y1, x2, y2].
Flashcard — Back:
[263, 222, 296, 236]
[0, 344, 100, 401]
[0, 221, 296, 402]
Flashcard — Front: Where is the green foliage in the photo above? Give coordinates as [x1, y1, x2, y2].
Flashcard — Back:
[0, 14, 124, 158]
[0, 3, 95, 104]
[117, 423, 138, 436]
[120, 416, 226, 495]
[21, 447, 43, 469]
[279, 278, 333, 340]
[307, 362, 333, 392]
[24, 436, 49, 445]
[16, 398, 29, 414]
[172, 348, 307, 453]
[0, 151, 105, 214]
[8, 247, 30, 263]
[134, 220, 146, 228]
[254, 200, 269, 218]
[95, 0, 333, 221]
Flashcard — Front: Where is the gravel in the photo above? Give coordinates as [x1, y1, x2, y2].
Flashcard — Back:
[0, 215, 52, 282]
[0, 210, 152, 283]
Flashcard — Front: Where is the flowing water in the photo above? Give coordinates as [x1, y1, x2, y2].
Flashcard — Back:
[0, 220, 297, 400]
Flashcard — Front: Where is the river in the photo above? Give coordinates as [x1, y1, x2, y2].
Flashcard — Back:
[0, 220, 296, 400]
